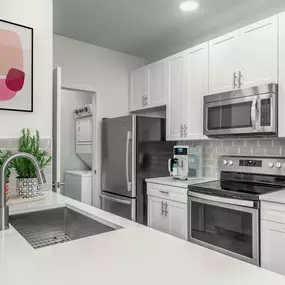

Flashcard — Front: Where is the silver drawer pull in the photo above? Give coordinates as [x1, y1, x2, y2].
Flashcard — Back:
[159, 191, 169, 195]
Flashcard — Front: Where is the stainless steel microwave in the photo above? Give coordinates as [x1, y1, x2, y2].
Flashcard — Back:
[203, 84, 278, 137]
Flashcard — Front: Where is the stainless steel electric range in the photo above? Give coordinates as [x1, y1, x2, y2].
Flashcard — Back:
[188, 156, 285, 266]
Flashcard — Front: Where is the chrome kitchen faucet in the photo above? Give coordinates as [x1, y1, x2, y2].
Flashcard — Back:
[0, 152, 46, 231]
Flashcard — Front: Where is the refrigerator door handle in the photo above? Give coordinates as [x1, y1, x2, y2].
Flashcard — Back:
[100, 194, 132, 205]
[126, 131, 132, 192]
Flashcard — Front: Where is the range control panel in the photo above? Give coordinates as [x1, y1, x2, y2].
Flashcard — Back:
[220, 156, 285, 176]
[239, 160, 262, 167]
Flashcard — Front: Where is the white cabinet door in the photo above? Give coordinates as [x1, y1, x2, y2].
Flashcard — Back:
[166, 52, 184, 141]
[130, 67, 146, 111]
[183, 43, 209, 140]
[239, 16, 278, 89]
[261, 220, 285, 276]
[168, 200, 188, 240]
[209, 31, 239, 94]
[148, 196, 169, 234]
[147, 60, 166, 108]
[279, 12, 285, 138]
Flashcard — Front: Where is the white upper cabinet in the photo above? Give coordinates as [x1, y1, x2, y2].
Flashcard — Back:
[130, 61, 166, 112]
[147, 60, 166, 107]
[209, 31, 239, 94]
[209, 15, 278, 95]
[166, 52, 184, 141]
[279, 12, 285, 137]
[183, 43, 209, 140]
[130, 67, 147, 111]
[239, 16, 278, 89]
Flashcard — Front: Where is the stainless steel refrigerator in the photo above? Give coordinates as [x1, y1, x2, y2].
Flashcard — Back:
[101, 115, 175, 225]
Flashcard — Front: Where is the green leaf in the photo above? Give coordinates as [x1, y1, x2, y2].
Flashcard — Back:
[13, 128, 52, 178]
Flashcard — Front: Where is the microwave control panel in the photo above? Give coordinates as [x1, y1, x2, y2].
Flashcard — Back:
[260, 98, 271, 127]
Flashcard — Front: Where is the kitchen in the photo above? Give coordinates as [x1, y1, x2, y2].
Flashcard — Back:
[2, 0, 285, 284]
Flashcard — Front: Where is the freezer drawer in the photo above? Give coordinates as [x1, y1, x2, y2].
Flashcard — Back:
[100, 192, 136, 221]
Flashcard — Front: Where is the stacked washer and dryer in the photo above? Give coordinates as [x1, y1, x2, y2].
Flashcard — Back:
[64, 104, 93, 205]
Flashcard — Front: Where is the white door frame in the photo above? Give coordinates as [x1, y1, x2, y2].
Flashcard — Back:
[52, 68, 98, 206]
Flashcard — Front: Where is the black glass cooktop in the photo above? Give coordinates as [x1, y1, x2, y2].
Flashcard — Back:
[188, 172, 285, 201]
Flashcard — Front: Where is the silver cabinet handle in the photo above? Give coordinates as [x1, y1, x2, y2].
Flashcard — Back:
[184, 124, 187, 137]
[145, 95, 148, 106]
[165, 202, 168, 216]
[233, 72, 238, 89]
[126, 131, 132, 192]
[100, 194, 131, 205]
[161, 201, 165, 215]
[238, 71, 243, 88]
[251, 98, 257, 130]
[180, 124, 184, 138]
[159, 190, 169, 195]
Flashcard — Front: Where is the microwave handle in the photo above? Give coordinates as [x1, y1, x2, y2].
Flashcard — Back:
[251, 98, 257, 130]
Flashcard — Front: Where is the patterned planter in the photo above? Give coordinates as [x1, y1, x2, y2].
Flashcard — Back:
[16, 178, 41, 199]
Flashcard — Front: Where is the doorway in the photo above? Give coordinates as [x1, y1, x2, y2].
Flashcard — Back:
[53, 68, 97, 206]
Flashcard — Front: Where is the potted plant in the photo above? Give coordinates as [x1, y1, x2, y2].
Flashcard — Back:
[13, 129, 52, 198]
[0, 150, 13, 198]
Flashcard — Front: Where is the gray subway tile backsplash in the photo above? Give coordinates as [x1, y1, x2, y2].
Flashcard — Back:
[239, 147, 253, 155]
[265, 147, 281, 156]
[180, 138, 285, 179]
[259, 140, 273, 147]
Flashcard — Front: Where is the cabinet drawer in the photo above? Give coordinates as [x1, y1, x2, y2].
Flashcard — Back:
[261, 201, 285, 224]
[147, 183, 187, 203]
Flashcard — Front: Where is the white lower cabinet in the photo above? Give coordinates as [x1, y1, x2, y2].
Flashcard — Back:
[261, 201, 285, 276]
[147, 183, 188, 240]
[148, 196, 169, 234]
[261, 220, 285, 276]
[168, 200, 188, 240]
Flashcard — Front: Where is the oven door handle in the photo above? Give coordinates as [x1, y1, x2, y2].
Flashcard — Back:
[251, 98, 257, 130]
[188, 191, 255, 208]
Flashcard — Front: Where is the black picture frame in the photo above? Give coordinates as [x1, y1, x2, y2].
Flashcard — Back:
[0, 19, 33, 112]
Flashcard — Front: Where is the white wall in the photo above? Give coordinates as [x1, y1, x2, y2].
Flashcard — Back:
[60, 89, 92, 193]
[0, 0, 53, 138]
[53, 35, 145, 207]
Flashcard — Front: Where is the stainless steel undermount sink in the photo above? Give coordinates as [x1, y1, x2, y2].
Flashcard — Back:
[10, 207, 117, 249]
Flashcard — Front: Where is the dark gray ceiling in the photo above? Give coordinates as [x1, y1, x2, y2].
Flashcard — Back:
[53, 0, 285, 62]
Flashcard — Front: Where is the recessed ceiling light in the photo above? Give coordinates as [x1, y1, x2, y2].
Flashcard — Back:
[179, 1, 199, 12]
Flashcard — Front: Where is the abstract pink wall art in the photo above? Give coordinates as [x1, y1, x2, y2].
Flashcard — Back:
[0, 20, 33, 112]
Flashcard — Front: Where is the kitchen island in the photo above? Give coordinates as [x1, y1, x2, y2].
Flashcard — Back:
[1, 192, 285, 285]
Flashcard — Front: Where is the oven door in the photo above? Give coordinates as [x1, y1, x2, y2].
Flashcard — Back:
[188, 192, 259, 266]
[100, 192, 136, 221]
[204, 93, 277, 136]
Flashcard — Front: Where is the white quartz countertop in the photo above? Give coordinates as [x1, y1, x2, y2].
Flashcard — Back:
[145, 176, 215, 188]
[260, 189, 285, 204]
[1, 192, 285, 285]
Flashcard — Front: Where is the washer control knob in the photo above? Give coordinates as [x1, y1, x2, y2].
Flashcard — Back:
[229, 160, 234, 166]
[276, 162, 282, 168]
[268, 162, 274, 168]
[223, 160, 228, 165]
